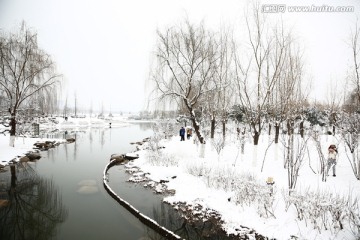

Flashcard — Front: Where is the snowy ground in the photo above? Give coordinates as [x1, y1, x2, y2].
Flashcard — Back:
[129, 131, 360, 240]
[1, 117, 359, 240]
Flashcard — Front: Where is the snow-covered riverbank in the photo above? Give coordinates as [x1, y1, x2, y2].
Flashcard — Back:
[2, 116, 360, 240]
[126, 132, 360, 240]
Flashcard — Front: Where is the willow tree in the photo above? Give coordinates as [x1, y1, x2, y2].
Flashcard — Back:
[0, 22, 61, 146]
[152, 20, 218, 144]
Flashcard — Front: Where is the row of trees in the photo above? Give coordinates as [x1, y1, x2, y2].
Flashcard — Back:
[149, 4, 360, 147]
[0, 22, 61, 146]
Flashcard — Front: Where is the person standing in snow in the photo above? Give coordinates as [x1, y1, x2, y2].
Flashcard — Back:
[186, 127, 192, 140]
[179, 127, 185, 141]
[327, 144, 338, 177]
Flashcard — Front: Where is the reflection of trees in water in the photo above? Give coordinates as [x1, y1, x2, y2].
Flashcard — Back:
[138, 122, 155, 132]
[89, 130, 93, 150]
[45, 146, 56, 163]
[64, 141, 69, 162]
[0, 163, 68, 240]
[73, 132, 77, 160]
[145, 203, 238, 240]
[99, 128, 114, 148]
[100, 128, 105, 148]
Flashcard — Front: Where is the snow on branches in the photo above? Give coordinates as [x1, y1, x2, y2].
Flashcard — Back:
[284, 189, 360, 236]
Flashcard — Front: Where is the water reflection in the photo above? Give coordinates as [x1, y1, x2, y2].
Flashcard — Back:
[148, 201, 240, 240]
[138, 122, 155, 132]
[107, 163, 239, 240]
[0, 162, 68, 240]
[0, 123, 238, 240]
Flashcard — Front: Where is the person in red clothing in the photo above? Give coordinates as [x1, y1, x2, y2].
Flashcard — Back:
[327, 144, 338, 177]
[186, 127, 192, 140]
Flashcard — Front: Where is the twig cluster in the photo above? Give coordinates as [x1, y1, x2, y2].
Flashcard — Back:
[185, 163, 276, 219]
[284, 189, 360, 236]
[145, 133, 179, 167]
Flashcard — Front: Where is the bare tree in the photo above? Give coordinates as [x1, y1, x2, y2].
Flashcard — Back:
[271, 34, 307, 143]
[63, 95, 69, 119]
[325, 79, 342, 136]
[285, 135, 309, 191]
[311, 129, 329, 182]
[38, 88, 58, 115]
[234, 3, 288, 146]
[151, 20, 218, 144]
[0, 22, 61, 146]
[338, 112, 360, 180]
[272, 39, 311, 189]
[271, 37, 308, 174]
[213, 27, 235, 139]
[74, 91, 77, 117]
[204, 26, 234, 139]
[348, 19, 360, 107]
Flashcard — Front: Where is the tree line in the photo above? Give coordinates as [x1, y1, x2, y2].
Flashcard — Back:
[149, 4, 360, 147]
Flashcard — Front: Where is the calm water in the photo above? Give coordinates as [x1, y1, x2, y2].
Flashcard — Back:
[0, 123, 240, 240]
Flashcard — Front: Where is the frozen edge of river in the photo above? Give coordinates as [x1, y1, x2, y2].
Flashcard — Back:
[103, 159, 183, 240]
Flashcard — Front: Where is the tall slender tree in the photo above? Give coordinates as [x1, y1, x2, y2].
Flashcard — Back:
[210, 27, 234, 139]
[234, 3, 288, 145]
[348, 19, 360, 107]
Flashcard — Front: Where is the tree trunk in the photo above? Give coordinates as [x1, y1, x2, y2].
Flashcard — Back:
[9, 112, 16, 147]
[357, 153, 360, 180]
[287, 119, 294, 135]
[275, 124, 280, 144]
[299, 121, 304, 138]
[268, 123, 271, 135]
[184, 99, 205, 144]
[222, 120, 226, 138]
[287, 133, 295, 188]
[240, 128, 245, 154]
[254, 131, 260, 145]
[191, 118, 205, 144]
[210, 116, 215, 139]
[10, 116, 16, 136]
[251, 121, 260, 145]
[183, 98, 205, 144]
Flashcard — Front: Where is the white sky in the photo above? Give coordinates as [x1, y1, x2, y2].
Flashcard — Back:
[0, 0, 359, 113]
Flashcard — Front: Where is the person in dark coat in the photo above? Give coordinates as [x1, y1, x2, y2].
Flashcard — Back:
[179, 127, 185, 141]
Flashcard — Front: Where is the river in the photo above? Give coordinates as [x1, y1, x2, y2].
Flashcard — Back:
[0, 123, 240, 240]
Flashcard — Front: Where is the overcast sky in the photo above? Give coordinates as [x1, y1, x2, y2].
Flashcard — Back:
[0, 0, 359, 113]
